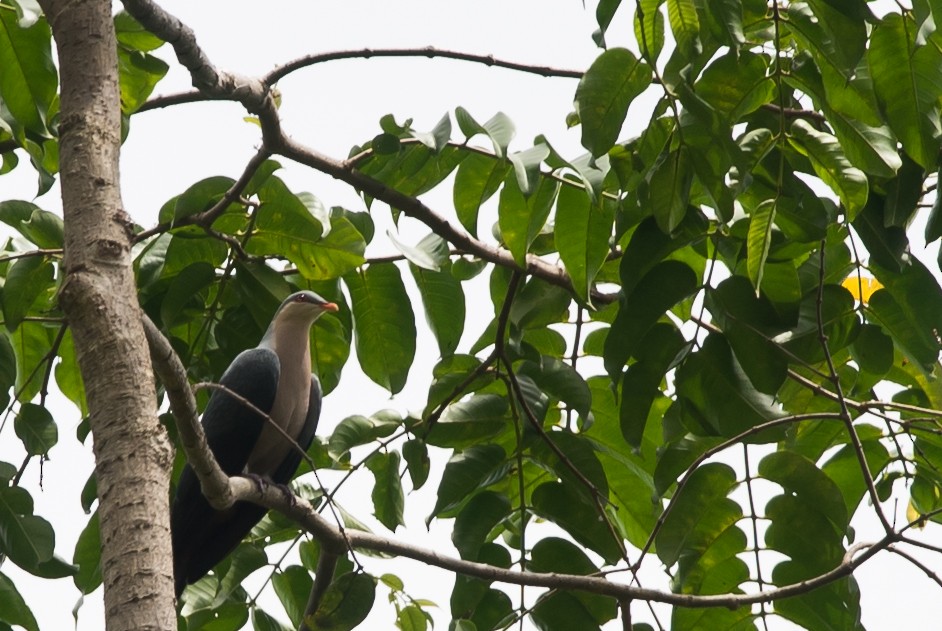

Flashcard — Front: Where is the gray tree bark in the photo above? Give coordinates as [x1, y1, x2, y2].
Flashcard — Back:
[37, 0, 176, 628]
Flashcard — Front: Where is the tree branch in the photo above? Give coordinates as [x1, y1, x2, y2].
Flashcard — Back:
[299, 550, 340, 631]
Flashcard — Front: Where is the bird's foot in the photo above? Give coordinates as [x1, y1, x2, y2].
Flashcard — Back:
[243, 473, 268, 492]
[274, 482, 298, 506]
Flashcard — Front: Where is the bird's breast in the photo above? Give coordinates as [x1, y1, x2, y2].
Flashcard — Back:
[244, 365, 311, 477]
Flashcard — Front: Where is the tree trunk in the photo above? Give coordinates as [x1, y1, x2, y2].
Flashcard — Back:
[38, 0, 176, 628]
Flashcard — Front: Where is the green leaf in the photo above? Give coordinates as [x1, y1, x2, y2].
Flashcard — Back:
[868, 260, 942, 371]
[706, 276, 788, 395]
[309, 572, 375, 631]
[366, 451, 405, 531]
[72, 511, 101, 594]
[396, 604, 428, 631]
[252, 609, 294, 631]
[327, 413, 399, 461]
[453, 152, 510, 237]
[850, 195, 907, 271]
[850, 324, 893, 378]
[455, 108, 515, 158]
[759, 451, 848, 531]
[529, 538, 616, 625]
[14, 403, 57, 456]
[498, 175, 558, 266]
[409, 112, 451, 152]
[215, 543, 267, 604]
[788, 119, 868, 220]
[620, 323, 686, 447]
[0, 572, 38, 631]
[20, 211, 62, 252]
[772, 570, 863, 631]
[667, 0, 701, 57]
[168, 175, 236, 223]
[508, 144, 550, 195]
[531, 482, 623, 564]
[554, 185, 615, 304]
[656, 462, 742, 567]
[114, 11, 164, 52]
[696, 51, 774, 121]
[634, 0, 665, 62]
[410, 263, 465, 357]
[430, 444, 507, 521]
[675, 333, 784, 438]
[452, 491, 511, 560]
[402, 439, 430, 490]
[518, 357, 592, 423]
[273, 565, 313, 628]
[9, 321, 55, 403]
[647, 146, 693, 233]
[0, 333, 14, 410]
[593, 0, 623, 48]
[2, 255, 54, 331]
[0, 486, 54, 572]
[605, 260, 698, 378]
[344, 264, 416, 393]
[868, 13, 942, 169]
[159, 261, 215, 328]
[117, 48, 168, 114]
[746, 199, 775, 295]
[425, 394, 508, 449]
[531, 432, 609, 502]
[0, 9, 56, 135]
[575, 48, 652, 156]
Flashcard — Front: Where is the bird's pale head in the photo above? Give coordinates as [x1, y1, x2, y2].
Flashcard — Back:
[280, 290, 338, 317]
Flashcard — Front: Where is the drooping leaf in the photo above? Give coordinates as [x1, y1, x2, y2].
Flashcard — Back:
[402, 439, 430, 490]
[647, 146, 693, 234]
[14, 403, 57, 456]
[452, 491, 511, 560]
[327, 413, 399, 461]
[675, 333, 784, 438]
[410, 262, 465, 357]
[788, 120, 868, 220]
[366, 450, 405, 531]
[344, 264, 416, 394]
[746, 199, 775, 295]
[605, 260, 698, 378]
[666, 0, 701, 57]
[575, 48, 652, 156]
[2, 255, 54, 331]
[868, 13, 942, 170]
[619, 322, 686, 447]
[554, 185, 615, 304]
[309, 572, 375, 631]
[0, 486, 54, 573]
[72, 512, 101, 595]
[0, 572, 39, 631]
[498, 175, 558, 266]
[453, 152, 510, 236]
[0, 8, 56, 135]
[430, 444, 507, 521]
[273, 565, 313, 628]
[656, 463, 742, 568]
[531, 482, 623, 564]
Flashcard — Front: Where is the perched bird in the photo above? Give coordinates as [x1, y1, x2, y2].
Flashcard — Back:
[171, 290, 338, 597]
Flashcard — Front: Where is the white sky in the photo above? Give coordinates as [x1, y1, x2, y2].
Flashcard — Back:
[2, 0, 941, 629]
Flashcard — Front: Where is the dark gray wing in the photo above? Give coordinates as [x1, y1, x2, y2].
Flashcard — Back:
[270, 374, 322, 485]
[171, 347, 280, 597]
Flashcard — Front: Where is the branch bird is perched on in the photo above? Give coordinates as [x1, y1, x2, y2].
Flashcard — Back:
[171, 290, 338, 597]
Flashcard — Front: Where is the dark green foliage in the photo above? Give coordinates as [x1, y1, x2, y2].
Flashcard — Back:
[2, 2, 942, 630]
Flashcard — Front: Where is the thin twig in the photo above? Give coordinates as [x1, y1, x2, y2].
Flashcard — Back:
[813, 242, 892, 533]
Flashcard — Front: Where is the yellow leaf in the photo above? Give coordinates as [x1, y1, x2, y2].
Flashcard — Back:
[842, 275, 883, 304]
[906, 500, 925, 529]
